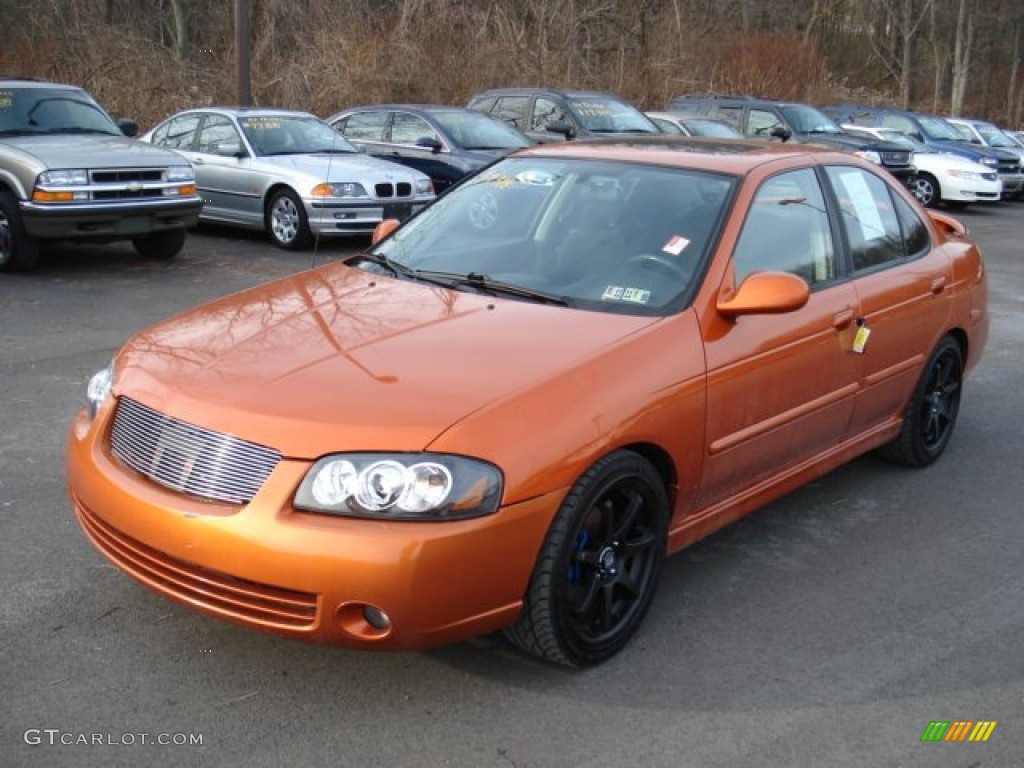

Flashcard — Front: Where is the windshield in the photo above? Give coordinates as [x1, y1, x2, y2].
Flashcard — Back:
[568, 98, 658, 134]
[687, 120, 744, 138]
[780, 105, 841, 134]
[975, 123, 1017, 148]
[431, 110, 532, 150]
[918, 116, 963, 141]
[0, 87, 121, 136]
[875, 129, 925, 151]
[239, 114, 358, 156]
[363, 157, 735, 316]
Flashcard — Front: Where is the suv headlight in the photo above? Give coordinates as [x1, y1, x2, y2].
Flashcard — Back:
[855, 150, 882, 165]
[166, 165, 195, 182]
[295, 453, 502, 520]
[980, 156, 998, 167]
[86, 361, 115, 420]
[38, 169, 89, 185]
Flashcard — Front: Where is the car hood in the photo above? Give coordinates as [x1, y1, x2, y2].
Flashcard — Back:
[800, 131, 906, 153]
[929, 139, 1017, 161]
[259, 152, 429, 183]
[917, 151, 997, 174]
[113, 264, 658, 459]
[2, 134, 189, 167]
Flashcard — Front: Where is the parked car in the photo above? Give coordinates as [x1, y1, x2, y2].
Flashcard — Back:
[467, 87, 659, 142]
[946, 117, 1024, 199]
[326, 104, 532, 193]
[645, 112, 744, 138]
[666, 94, 916, 186]
[842, 125, 1001, 208]
[68, 136, 988, 668]
[0, 77, 201, 271]
[823, 105, 1024, 199]
[142, 107, 435, 249]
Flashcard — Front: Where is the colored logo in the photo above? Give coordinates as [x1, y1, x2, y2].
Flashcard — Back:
[920, 721, 997, 742]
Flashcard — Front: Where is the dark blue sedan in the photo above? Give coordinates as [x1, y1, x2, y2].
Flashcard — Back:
[327, 105, 533, 192]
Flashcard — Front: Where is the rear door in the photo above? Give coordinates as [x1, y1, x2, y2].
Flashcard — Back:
[823, 164, 953, 437]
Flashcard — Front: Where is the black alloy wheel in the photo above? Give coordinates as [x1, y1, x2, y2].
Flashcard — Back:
[505, 450, 668, 667]
[877, 336, 963, 467]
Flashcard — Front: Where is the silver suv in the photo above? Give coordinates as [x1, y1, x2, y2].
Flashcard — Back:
[0, 78, 202, 271]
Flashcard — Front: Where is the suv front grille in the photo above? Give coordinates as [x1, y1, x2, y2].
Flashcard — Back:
[109, 397, 281, 505]
[90, 168, 165, 184]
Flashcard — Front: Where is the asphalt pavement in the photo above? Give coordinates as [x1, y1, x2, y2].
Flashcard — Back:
[2, 208, 1022, 768]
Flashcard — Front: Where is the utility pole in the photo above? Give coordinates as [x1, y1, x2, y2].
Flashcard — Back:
[235, 0, 252, 105]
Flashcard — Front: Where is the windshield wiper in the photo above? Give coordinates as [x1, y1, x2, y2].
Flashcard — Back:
[354, 255, 568, 305]
[445, 272, 569, 305]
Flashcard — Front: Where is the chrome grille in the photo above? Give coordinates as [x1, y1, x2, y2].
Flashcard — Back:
[110, 397, 281, 504]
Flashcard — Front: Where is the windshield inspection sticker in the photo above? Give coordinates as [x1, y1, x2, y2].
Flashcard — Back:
[662, 234, 690, 256]
[602, 286, 651, 304]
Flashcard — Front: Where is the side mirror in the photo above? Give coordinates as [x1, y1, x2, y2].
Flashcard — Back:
[415, 136, 443, 153]
[717, 271, 809, 318]
[546, 120, 576, 140]
[770, 125, 792, 142]
[117, 118, 139, 137]
[371, 218, 402, 245]
[215, 142, 246, 158]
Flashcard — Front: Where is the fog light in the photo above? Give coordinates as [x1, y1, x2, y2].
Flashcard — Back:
[363, 605, 391, 631]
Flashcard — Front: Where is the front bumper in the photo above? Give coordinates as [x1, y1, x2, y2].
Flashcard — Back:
[66, 406, 557, 650]
[305, 198, 431, 236]
[20, 197, 202, 240]
[997, 171, 1024, 196]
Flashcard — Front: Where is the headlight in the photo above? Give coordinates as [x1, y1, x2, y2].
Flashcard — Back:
[948, 169, 984, 180]
[415, 178, 433, 195]
[311, 182, 368, 198]
[854, 150, 882, 165]
[38, 169, 89, 186]
[166, 165, 195, 182]
[86, 362, 115, 419]
[979, 156, 998, 167]
[295, 453, 502, 520]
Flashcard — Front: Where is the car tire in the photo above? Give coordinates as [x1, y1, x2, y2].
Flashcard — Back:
[911, 173, 940, 208]
[504, 450, 668, 667]
[876, 336, 963, 468]
[0, 190, 40, 271]
[266, 189, 312, 250]
[132, 228, 186, 260]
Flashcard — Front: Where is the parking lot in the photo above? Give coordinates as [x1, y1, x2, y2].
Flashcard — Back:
[3, 205, 1023, 767]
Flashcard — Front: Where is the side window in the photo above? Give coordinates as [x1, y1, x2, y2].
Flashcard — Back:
[531, 98, 567, 132]
[196, 115, 240, 155]
[716, 106, 743, 129]
[391, 113, 438, 145]
[825, 166, 905, 271]
[732, 168, 836, 286]
[154, 114, 200, 150]
[338, 111, 388, 141]
[748, 108, 783, 138]
[893, 192, 931, 256]
[491, 97, 529, 129]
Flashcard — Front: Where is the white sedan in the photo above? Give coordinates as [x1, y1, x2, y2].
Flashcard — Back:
[142, 108, 435, 249]
[842, 125, 1001, 208]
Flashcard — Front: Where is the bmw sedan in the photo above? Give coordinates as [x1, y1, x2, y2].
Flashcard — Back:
[68, 136, 987, 667]
[327, 105, 533, 193]
[142, 108, 434, 249]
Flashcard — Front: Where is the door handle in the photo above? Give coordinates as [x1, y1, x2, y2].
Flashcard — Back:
[930, 275, 948, 294]
[833, 307, 855, 329]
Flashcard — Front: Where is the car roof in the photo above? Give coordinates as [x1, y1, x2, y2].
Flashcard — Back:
[166, 107, 319, 119]
[510, 134, 856, 174]
[337, 104, 486, 115]
[473, 87, 629, 100]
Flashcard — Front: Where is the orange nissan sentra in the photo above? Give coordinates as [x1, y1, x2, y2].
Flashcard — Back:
[66, 137, 988, 667]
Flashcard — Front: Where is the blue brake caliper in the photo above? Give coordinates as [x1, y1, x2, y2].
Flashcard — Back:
[567, 530, 589, 583]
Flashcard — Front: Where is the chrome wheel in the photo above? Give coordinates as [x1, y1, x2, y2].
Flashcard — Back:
[267, 190, 311, 249]
[911, 174, 938, 208]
